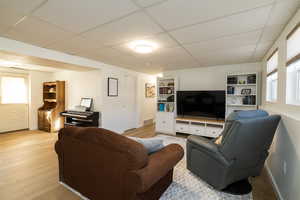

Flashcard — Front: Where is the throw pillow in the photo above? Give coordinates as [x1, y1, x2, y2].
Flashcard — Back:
[214, 135, 223, 145]
[127, 136, 164, 154]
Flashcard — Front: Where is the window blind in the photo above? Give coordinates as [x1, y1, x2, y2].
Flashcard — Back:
[266, 49, 278, 76]
[287, 24, 300, 66]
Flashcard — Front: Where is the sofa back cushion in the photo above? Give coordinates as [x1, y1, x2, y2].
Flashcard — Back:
[58, 127, 149, 170]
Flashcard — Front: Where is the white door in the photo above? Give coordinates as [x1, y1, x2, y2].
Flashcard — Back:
[122, 75, 137, 131]
[0, 75, 29, 133]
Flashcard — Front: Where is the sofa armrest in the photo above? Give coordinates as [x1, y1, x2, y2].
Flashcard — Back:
[131, 144, 184, 193]
[187, 135, 229, 166]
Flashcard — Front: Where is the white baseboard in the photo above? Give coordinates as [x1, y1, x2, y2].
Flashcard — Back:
[265, 164, 284, 200]
[59, 181, 90, 200]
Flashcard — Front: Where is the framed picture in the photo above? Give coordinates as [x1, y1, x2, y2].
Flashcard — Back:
[108, 78, 118, 97]
[241, 88, 251, 95]
[145, 83, 155, 98]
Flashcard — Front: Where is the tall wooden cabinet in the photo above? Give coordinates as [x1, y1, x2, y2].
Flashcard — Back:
[38, 81, 65, 132]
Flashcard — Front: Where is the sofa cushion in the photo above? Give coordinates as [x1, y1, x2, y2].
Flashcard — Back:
[128, 137, 164, 154]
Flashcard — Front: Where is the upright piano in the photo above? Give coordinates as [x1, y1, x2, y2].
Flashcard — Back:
[60, 111, 100, 128]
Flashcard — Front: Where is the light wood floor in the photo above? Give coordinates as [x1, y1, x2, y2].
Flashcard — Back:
[0, 125, 276, 200]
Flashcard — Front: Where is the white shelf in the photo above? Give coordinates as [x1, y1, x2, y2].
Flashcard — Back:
[227, 94, 256, 97]
[227, 104, 257, 107]
[156, 77, 177, 135]
[227, 84, 256, 86]
[226, 72, 260, 116]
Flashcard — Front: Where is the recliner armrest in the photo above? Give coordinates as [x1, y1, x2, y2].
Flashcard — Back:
[187, 135, 229, 166]
[188, 135, 219, 153]
[131, 144, 184, 193]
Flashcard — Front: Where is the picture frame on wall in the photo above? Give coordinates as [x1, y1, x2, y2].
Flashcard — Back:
[108, 78, 118, 97]
[145, 83, 155, 98]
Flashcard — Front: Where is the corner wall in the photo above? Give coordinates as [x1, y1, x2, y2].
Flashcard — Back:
[29, 71, 54, 130]
[261, 8, 300, 200]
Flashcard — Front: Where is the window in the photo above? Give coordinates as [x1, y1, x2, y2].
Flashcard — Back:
[266, 49, 278, 102]
[1, 76, 28, 104]
[286, 24, 300, 105]
[286, 60, 300, 105]
[267, 72, 278, 102]
[297, 70, 300, 101]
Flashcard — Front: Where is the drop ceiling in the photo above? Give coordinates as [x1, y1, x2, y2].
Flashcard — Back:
[0, 0, 299, 74]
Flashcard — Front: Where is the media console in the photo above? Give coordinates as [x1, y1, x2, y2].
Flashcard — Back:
[175, 117, 224, 138]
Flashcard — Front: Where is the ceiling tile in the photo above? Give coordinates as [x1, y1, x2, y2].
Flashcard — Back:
[184, 30, 261, 53]
[0, 0, 45, 28]
[80, 47, 151, 71]
[252, 41, 274, 60]
[46, 36, 104, 55]
[0, 0, 45, 14]
[146, 0, 274, 30]
[189, 44, 256, 66]
[134, 0, 167, 8]
[33, 0, 139, 33]
[260, 23, 285, 42]
[141, 33, 179, 48]
[0, 24, 10, 35]
[80, 47, 124, 61]
[169, 6, 272, 44]
[268, 0, 300, 26]
[0, 10, 24, 29]
[3, 16, 74, 47]
[142, 47, 199, 68]
[81, 12, 163, 46]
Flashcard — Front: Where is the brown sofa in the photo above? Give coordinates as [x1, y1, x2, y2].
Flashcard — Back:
[55, 127, 184, 200]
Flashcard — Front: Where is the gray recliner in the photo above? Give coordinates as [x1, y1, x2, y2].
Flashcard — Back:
[186, 110, 281, 191]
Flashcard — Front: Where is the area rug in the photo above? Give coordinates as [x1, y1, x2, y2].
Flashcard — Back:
[156, 134, 252, 200]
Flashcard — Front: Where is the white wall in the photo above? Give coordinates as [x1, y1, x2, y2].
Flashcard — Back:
[53, 70, 102, 112]
[163, 63, 262, 91]
[261, 8, 300, 200]
[101, 68, 156, 133]
[53, 68, 156, 134]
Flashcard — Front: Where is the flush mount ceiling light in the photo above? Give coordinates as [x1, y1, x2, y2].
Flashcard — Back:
[128, 40, 158, 54]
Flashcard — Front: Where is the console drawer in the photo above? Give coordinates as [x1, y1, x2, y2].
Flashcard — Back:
[175, 123, 189, 133]
[190, 124, 206, 136]
[206, 125, 223, 138]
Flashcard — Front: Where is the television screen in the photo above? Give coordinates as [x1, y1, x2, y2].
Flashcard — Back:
[177, 91, 225, 119]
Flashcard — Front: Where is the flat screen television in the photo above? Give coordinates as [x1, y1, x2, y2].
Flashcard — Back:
[177, 91, 225, 119]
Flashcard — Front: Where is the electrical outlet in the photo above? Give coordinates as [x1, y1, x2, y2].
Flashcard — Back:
[283, 161, 287, 175]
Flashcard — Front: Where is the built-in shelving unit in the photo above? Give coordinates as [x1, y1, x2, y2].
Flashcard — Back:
[226, 72, 260, 116]
[156, 77, 177, 135]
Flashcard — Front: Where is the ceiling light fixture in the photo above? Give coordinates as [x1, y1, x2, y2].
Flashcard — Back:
[129, 40, 158, 54]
